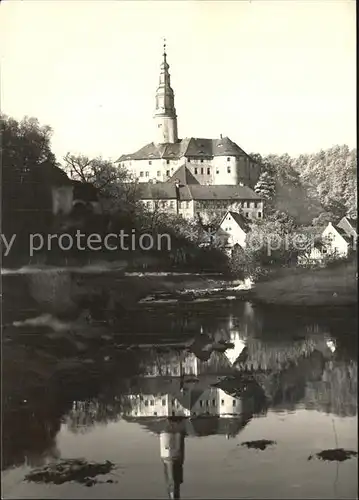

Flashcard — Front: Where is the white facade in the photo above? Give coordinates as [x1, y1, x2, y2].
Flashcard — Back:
[322, 222, 350, 258]
[120, 155, 258, 187]
[123, 387, 243, 418]
[217, 212, 248, 249]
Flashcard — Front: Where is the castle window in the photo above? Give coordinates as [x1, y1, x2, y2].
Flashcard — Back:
[140, 171, 144, 177]
[149, 161, 152, 165]
[170, 201, 175, 208]
[212, 399, 216, 406]
[258, 212, 262, 218]
[162, 399, 166, 405]
[201, 168, 204, 174]
[227, 166, 231, 173]
[157, 171, 161, 176]
[166, 160, 170, 164]
[145, 400, 149, 406]
[245, 212, 249, 217]
[150, 400, 154, 406]
[216, 169, 219, 174]
[243, 201, 247, 208]
[200, 159, 204, 163]
[194, 168, 198, 174]
[188, 158, 191, 163]
[221, 399, 224, 405]
[227, 157, 231, 161]
[233, 400, 236, 406]
[154, 412, 157, 416]
[207, 168, 211, 175]
[166, 170, 170, 176]
[145, 171, 149, 177]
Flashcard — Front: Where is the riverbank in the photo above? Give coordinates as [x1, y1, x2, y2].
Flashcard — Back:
[1, 259, 356, 310]
[250, 261, 357, 307]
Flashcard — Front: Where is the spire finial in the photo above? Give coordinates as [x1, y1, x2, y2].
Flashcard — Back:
[163, 37, 167, 55]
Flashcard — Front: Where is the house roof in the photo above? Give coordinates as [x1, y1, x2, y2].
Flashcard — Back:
[334, 226, 352, 242]
[339, 216, 358, 233]
[33, 161, 73, 186]
[219, 211, 250, 231]
[116, 137, 255, 163]
[346, 218, 358, 231]
[168, 165, 199, 185]
[136, 183, 261, 202]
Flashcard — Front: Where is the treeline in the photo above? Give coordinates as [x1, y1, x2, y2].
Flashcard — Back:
[252, 146, 357, 225]
[0, 114, 227, 272]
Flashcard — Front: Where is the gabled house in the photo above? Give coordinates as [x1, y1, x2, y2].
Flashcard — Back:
[215, 211, 250, 250]
[322, 221, 353, 258]
[298, 220, 356, 265]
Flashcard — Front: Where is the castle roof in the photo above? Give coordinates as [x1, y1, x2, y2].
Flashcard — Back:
[136, 183, 261, 201]
[168, 165, 199, 185]
[117, 137, 255, 162]
[121, 415, 250, 437]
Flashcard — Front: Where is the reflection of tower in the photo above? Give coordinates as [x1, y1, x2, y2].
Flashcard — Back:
[160, 425, 185, 499]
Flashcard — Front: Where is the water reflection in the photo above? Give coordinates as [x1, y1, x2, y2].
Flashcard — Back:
[2, 274, 358, 498]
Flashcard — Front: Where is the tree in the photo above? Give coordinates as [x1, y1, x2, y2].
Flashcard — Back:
[1, 114, 59, 260]
[254, 171, 276, 201]
[62, 153, 141, 215]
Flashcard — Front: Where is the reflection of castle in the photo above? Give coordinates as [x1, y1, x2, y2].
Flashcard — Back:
[122, 345, 255, 499]
[124, 346, 250, 419]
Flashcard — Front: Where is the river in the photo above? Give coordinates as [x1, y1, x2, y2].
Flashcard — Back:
[1, 272, 358, 499]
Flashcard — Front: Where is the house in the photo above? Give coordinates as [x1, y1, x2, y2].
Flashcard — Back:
[337, 216, 357, 245]
[116, 43, 260, 188]
[297, 240, 328, 266]
[136, 165, 264, 223]
[322, 221, 353, 258]
[298, 220, 356, 265]
[215, 211, 250, 250]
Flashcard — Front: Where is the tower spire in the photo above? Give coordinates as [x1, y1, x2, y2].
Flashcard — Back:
[154, 38, 178, 144]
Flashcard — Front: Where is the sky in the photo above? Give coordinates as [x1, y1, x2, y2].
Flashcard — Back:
[1, 0, 356, 163]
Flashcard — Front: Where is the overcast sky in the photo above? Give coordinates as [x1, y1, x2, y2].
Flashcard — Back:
[1, 0, 356, 162]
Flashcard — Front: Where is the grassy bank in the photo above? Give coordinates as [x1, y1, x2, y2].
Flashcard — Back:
[250, 261, 357, 306]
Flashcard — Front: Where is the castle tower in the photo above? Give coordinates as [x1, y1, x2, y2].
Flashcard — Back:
[154, 40, 178, 144]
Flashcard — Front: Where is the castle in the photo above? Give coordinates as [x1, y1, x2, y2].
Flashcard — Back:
[116, 42, 263, 223]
